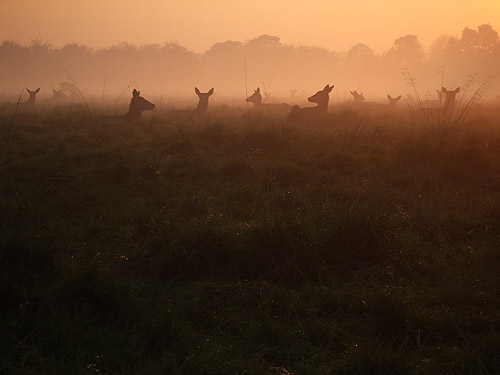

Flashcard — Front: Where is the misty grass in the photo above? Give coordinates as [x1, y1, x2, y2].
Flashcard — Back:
[1, 107, 500, 374]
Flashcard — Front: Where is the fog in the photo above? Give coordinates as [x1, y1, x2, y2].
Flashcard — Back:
[1, 25, 500, 106]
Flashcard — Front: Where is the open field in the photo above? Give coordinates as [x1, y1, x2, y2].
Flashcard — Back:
[2, 105, 500, 374]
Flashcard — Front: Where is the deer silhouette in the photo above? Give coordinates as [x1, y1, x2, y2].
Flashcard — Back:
[123, 89, 155, 121]
[194, 87, 214, 117]
[2, 88, 40, 112]
[418, 86, 460, 119]
[167, 87, 214, 121]
[387, 95, 401, 109]
[440, 87, 460, 114]
[287, 84, 334, 122]
[246, 87, 291, 113]
[52, 88, 64, 102]
[101, 89, 155, 122]
[350, 90, 365, 104]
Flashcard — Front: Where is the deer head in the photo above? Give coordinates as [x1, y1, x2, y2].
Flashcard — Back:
[308, 84, 334, 111]
[441, 87, 460, 110]
[52, 88, 64, 99]
[246, 87, 262, 105]
[350, 90, 365, 103]
[387, 95, 401, 108]
[126, 89, 155, 120]
[195, 87, 214, 115]
[25, 88, 40, 104]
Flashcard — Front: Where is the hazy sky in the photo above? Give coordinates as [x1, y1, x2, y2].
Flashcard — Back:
[1, 0, 499, 53]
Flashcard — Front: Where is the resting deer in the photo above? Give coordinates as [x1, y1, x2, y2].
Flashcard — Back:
[246, 87, 291, 113]
[194, 87, 214, 117]
[124, 89, 155, 121]
[167, 87, 214, 121]
[350, 91, 401, 111]
[1, 88, 40, 112]
[350, 90, 365, 104]
[102, 89, 155, 122]
[59, 82, 79, 98]
[52, 88, 63, 99]
[287, 84, 334, 123]
[51, 88, 65, 104]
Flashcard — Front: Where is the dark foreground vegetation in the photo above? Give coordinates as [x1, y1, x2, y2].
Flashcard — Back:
[1, 106, 500, 374]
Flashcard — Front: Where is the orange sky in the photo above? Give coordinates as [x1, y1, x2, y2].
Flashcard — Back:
[1, 0, 499, 53]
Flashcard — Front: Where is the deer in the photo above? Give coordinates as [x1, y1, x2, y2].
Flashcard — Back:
[246, 87, 291, 113]
[52, 88, 64, 103]
[102, 89, 155, 122]
[123, 89, 155, 121]
[418, 88, 448, 108]
[193, 87, 214, 117]
[350, 90, 365, 104]
[287, 84, 334, 123]
[350, 91, 401, 111]
[59, 82, 79, 98]
[166, 87, 214, 121]
[418, 87, 460, 120]
[387, 95, 402, 109]
[1, 88, 40, 112]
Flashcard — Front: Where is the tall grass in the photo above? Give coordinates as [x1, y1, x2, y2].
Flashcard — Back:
[1, 106, 500, 374]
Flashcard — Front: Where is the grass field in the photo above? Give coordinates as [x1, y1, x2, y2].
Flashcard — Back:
[1, 105, 500, 374]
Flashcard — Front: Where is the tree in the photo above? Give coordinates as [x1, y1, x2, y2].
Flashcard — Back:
[346, 43, 375, 64]
[459, 24, 499, 52]
[386, 35, 424, 63]
[245, 35, 281, 51]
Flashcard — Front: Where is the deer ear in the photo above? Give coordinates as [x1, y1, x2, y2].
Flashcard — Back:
[454, 87, 460, 93]
[388, 95, 392, 100]
[36, 88, 40, 93]
[132, 89, 139, 97]
[26, 88, 30, 94]
[53, 88, 56, 93]
[396, 96, 401, 100]
[441, 87, 447, 93]
[350, 91, 354, 95]
[195, 87, 201, 96]
[256, 87, 260, 93]
[208, 88, 214, 96]
[325, 84, 334, 93]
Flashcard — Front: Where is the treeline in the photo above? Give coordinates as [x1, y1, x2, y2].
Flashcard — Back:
[1, 24, 499, 99]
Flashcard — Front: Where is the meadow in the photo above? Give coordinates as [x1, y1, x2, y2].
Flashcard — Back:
[1, 101, 500, 374]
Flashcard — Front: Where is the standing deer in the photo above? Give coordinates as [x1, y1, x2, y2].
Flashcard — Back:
[287, 84, 334, 123]
[1, 88, 40, 112]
